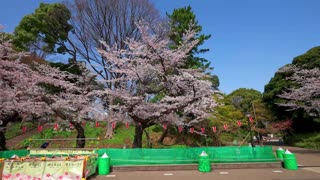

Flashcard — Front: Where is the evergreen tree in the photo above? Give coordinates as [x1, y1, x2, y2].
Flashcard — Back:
[167, 6, 219, 89]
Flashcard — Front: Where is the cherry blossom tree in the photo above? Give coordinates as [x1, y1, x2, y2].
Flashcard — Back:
[0, 32, 99, 149]
[46, 63, 101, 148]
[97, 22, 219, 148]
[277, 65, 320, 117]
[65, 0, 167, 138]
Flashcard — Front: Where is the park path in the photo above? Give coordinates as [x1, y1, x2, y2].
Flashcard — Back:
[273, 146, 320, 167]
[92, 169, 320, 180]
[277, 146, 320, 174]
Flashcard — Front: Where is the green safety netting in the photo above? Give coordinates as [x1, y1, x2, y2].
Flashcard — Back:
[97, 146, 277, 166]
[0, 149, 29, 158]
[0, 146, 277, 166]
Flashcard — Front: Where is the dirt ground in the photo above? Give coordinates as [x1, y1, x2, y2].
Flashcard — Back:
[6, 124, 55, 149]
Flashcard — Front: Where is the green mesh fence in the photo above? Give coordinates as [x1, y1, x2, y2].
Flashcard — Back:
[0, 149, 29, 158]
[97, 146, 277, 166]
[0, 146, 277, 166]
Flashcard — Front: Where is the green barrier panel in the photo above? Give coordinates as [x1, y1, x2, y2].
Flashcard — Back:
[97, 146, 277, 166]
[0, 150, 29, 158]
[283, 153, 298, 170]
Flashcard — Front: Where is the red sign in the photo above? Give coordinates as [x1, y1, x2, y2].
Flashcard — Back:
[223, 124, 228, 130]
[201, 127, 205, 134]
[21, 126, 27, 133]
[112, 122, 116, 129]
[54, 124, 59, 130]
[37, 125, 43, 132]
[190, 128, 194, 133]
[212, 126, 217, 133]
[249, 116, 254, 123]
[163, 123, 167, 130]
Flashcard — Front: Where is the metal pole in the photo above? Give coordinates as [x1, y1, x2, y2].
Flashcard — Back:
[252, 102, 259, 142]
[248, 118, 255, 147]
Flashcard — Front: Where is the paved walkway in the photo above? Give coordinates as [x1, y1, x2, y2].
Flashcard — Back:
[92, 168, 320, 180]
[276, 146, 320, 167]
[92, 146, 320, 180]
[277, 146, 320, 174]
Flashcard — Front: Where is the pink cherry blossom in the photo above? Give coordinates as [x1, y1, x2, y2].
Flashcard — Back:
[278, 65, 320, 116]
[96, 22, 219, 147]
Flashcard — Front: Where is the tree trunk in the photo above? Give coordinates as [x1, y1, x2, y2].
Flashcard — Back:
[105, 97, 114, 139]
[143, 129, 152, 148]
[158, 128, 169, 144]
[181, 131, 187, 145]
[71, 121, 85, 148]
[104, 121, 113, 139]
[132, 125, 144, 148]
[0, 130, 7, 151]
[210, 132, 221, 146]
[0, 110, 19, 151]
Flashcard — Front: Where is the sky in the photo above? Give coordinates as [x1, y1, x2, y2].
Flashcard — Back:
[1, 0, 319, 94]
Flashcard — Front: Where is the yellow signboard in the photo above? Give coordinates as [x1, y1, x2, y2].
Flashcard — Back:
[29, 149, 96, 156]
[2, 159, 85, 180]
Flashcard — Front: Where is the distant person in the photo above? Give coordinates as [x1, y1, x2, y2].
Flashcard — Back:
[256, 136, 260, 145]
[40, 142, 49, 149]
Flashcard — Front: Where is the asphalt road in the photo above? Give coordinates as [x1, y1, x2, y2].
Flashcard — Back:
[92, 168, 320, 180]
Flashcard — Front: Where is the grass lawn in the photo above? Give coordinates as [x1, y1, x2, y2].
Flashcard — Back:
[8, 122, 253, 149]
[13, 122, 173, 149]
